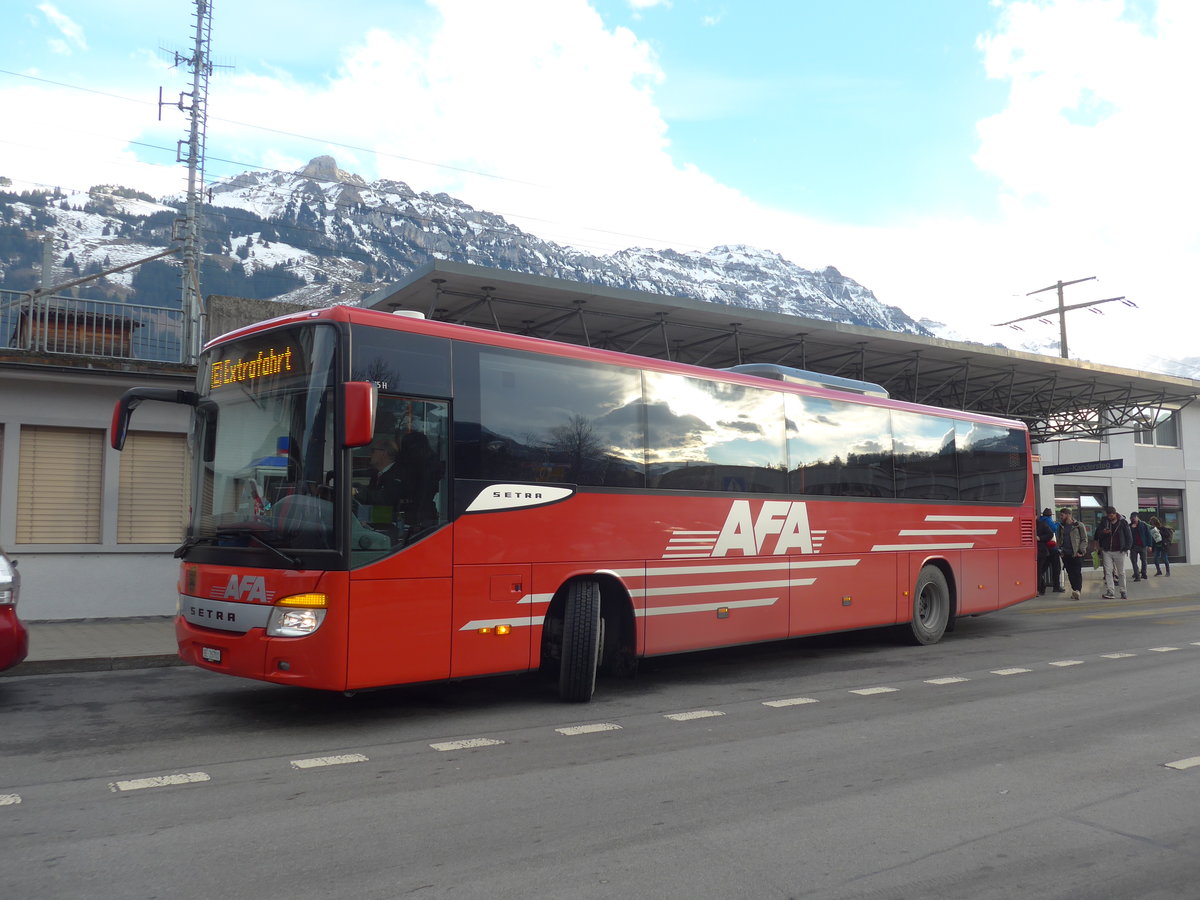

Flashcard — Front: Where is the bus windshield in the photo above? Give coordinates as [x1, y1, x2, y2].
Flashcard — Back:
[191, 324, 338, 557]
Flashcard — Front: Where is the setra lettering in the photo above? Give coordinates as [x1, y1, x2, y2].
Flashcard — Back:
[189, 606, 236, 622]
[492, 490, 543, 500]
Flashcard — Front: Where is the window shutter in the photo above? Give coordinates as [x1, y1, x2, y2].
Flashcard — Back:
[17, 426, 104, 543]
[119, 431, 190, 543]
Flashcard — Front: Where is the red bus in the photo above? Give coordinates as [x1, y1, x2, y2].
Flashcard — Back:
[112, 305, 1035, 701]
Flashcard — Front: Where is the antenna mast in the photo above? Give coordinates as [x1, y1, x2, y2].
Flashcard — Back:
[172, 0, 214, 363]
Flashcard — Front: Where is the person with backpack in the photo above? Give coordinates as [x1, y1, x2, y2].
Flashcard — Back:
[1038, 507, 1064, 592]
[1149, 515, 1172, 576]
[1093, 506, 1132, 599]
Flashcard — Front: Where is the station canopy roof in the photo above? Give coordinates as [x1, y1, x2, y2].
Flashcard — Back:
[367, 260, 1200, 444]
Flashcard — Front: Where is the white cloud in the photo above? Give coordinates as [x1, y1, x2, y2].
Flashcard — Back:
[5, 0, 1195, 366]
[771, 0, 1200, 364]
[0, 83, 185, 198]
[193, 0, 1196, 362]
[37, 3, 87, 53]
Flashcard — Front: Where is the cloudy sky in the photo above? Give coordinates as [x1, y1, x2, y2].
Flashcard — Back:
[1, 0, 1196, 369]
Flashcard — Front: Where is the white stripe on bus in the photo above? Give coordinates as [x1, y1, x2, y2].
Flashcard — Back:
[899, 529, 998, 536]
[636, 597, 780, 617]
[610, 560, 859, 578]
[924, 515, 1013, 522]
[458, 616, 546, 631]
[871, 543, 976, 551]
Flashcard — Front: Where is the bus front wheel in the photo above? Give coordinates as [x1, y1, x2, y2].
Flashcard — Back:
[906, 566, 951, 645]
[559, 579, 602, 702]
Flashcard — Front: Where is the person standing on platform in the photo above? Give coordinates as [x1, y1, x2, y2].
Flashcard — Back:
[1128, 512, 1152, 581]
[1038, 508, 1064, 593]
[1149, 516, 1173, 576]
[1036, 516, 1055, 595]
[1094, 506, 1132, 600]
[1057, 508, 1088, 601]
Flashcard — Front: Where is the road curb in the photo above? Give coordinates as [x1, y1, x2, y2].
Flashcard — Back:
[2, 654, 185, 677]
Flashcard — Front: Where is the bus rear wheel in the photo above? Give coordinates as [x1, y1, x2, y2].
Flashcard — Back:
[906, 565, 951, 645]
[559, 579, 602, 702]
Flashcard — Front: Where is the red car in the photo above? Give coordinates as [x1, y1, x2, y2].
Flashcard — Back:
[0, 546, 27, 672]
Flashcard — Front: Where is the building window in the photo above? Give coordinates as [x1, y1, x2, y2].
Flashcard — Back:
[17, 425, 104, 543]
[1137, 488, 1183, 560]
[1052, 486, 1109, 536]
[118, 431, 190, 543]
[1134, 410, 1179, 447]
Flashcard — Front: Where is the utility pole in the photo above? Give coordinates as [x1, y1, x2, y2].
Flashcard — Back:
[994, 276, 1130, 359]
[164, 0, 214, 364]
[40, 235, 55, 290]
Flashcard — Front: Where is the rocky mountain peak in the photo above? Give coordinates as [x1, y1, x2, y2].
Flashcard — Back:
[299, 155, 367, 188]
[0, 160, 932, 339]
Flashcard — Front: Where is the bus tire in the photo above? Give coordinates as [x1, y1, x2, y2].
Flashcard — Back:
[559, 579, 602, 702]
[906, 565, 951, 645]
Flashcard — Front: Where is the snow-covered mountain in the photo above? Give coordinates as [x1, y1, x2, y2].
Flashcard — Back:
[918, 317, 1063, 357]
[0, 156, 929, 336]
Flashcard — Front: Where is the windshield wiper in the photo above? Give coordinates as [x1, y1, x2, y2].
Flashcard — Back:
[242, 532, 302, 566]
[202, 525, 304, 566]
[174, 535, 216, 558]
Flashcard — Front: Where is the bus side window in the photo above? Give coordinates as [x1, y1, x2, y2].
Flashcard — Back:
[358, 396, 450, 549]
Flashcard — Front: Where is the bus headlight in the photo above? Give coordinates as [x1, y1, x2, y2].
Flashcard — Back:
[267, 593, 327, 637]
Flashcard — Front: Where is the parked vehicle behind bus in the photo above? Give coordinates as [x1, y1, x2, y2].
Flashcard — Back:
[0, 545, 28, 672]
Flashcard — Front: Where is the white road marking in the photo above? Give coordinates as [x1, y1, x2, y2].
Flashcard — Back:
[1101, 652, 1136, 659]
[290, 753, 369, 769]
[665, 710, 725, 721]
[555, 723, 622, 736]
[108, 772, 211, 793]
[991, 668, 1032, 676]
[1086, 606, 1200, 619]
[1149, 647, 1180, 652]
[925, 676, 969, 685]
[0, 794, 21, 806]
[429, 738, 505, 752]
[1164, 757, 1200, 771]
[849, 687, 899, 696]
[763, 697, 820, 707]
[1049, 660, 1085, 667]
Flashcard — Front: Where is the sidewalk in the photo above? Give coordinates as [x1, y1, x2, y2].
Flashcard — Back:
[5, 616, 181, 676]
[3, 565, 1197, 677]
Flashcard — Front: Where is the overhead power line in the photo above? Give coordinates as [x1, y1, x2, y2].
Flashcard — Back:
[993, 276, 1133, 359]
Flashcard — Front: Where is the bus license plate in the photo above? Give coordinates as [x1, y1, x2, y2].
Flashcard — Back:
[201, 647, 222, 663]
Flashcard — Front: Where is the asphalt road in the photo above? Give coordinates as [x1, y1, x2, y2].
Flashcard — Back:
[2, 595, 1199, 899]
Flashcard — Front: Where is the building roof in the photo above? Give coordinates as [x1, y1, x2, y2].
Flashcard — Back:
[367, 260, 1200, 444]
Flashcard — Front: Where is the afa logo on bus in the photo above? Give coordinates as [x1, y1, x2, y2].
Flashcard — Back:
[712, 500, 814, 556]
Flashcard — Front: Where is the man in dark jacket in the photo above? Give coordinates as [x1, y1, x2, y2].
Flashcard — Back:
[1036, 516, 1055, 595]
[1094, 506, 1132, 599]
[1129, 512, 1152, 581]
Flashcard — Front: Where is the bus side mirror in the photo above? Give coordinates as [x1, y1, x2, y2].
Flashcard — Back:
[111, 387, 200, 450]
[342, 381, 377, 448]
